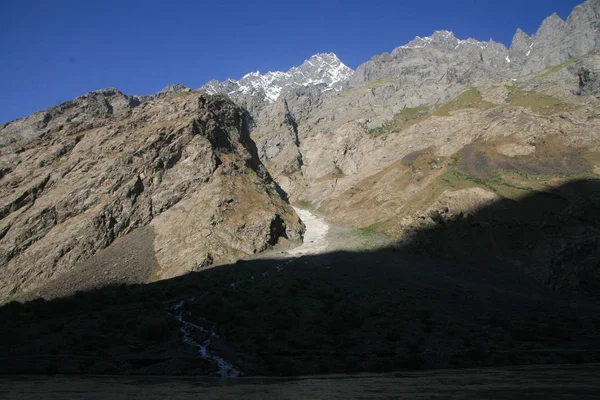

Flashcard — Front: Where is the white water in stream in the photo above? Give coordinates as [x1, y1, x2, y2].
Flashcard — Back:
[169, 298, 240, 378]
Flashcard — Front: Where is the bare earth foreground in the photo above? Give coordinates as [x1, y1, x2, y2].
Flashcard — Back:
[1, 364, 599, 399]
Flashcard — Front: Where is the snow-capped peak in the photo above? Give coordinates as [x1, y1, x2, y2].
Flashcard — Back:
[199, 53, 353, 103]
[242, 71, 261, 79]
[397, 30, 494, 51]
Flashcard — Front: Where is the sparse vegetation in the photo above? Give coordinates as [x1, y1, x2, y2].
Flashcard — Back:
[365, 77, 394, 88]
[440, 160, 499, 193]
[433, 87, 495, 117]
[438, 151, 540, 196]
[368, 105, 430, 136]
[314, 165, 346, 182]
[505, 85, 571, 114]
[337, 77, 394, 98]
[245, 168, 257, 178]
[356, 225, 380, 239]
[437, 138, 597, 199]
[534, 58, 579, 79]
[294, 200, 314, 210]
[2, 245, 599, 375]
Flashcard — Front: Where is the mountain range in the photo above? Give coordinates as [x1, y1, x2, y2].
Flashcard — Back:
[1, 0, 599, 301]
[1, 0, 600, 378]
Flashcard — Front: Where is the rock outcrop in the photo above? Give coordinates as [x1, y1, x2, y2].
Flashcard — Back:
[0, 92, 303, 301]
[137, 83, 190, 102]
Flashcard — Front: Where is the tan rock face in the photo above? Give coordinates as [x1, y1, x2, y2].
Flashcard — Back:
[0, 92, 303, 301]
[247, 51, 600, 294]
[254, 63, 600, 208]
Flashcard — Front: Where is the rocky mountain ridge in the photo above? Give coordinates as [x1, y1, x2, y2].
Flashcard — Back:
[351, 0, 599, 87]
[247, 0, 600, 188]
[190, 0, 599, 119]
[198, 53, 353, 122]
[0, 91, 303, 301]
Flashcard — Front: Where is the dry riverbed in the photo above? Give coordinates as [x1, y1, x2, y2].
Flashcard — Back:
[257, 206, 391, 260]
[287, 207, 330, 255]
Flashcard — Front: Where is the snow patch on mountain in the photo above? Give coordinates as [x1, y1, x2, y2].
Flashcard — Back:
[399, 30, 494, 51]
[200, 53, 353, 103]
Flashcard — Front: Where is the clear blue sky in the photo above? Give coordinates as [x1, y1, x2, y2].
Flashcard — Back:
[0, 0, 583, 123]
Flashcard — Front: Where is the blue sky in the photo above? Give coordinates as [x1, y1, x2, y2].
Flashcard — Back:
[0, 0, 583, 123]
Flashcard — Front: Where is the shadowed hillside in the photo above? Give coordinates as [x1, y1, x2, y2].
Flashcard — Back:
[398, 178, 600, 298]
[1, 179, 599, 376]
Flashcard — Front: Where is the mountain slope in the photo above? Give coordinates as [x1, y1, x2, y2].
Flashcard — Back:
[0, 92, 303, 301]
[245, 1, 600, 295]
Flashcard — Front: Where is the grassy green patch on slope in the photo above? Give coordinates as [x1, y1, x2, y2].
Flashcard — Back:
[433, 87, 495, 117]
[505, 86, 571, 114]
[368, 105, 431, 136]
[294, 200, 314, 210]
[337, 77, 394, 98]
[365, 77, 394, 88]
[534, 58, 578, 79]
[437, 139, 598, 200]
[439, 155, 500, 193]
[438, 151, 552, 199]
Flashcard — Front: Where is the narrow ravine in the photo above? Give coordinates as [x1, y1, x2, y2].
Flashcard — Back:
[168, 298, 240, 378]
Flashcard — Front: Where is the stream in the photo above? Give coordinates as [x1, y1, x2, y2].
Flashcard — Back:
[167, 207, 329, 377]
[168, 298, 240, 378]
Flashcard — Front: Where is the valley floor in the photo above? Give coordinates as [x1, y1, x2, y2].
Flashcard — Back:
[1, 205, 599, 377]
[2, 364, 599, 399]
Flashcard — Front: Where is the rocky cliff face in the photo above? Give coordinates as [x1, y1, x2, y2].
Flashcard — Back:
[137, 83, 190, 102]
[0, 92, 303, 301]
[0, 89, 141, 146]
[350, 0, 600, 87]
[520, 0, 600, 75]
[251, 52, 600, 294]
[350, 30, 510, 92]
[244, 0, 600, 202]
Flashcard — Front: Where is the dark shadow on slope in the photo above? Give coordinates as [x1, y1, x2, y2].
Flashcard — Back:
[396, 178, 600, 298]
[273, 180, 290, 203]
[0, 179, 599, 376]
